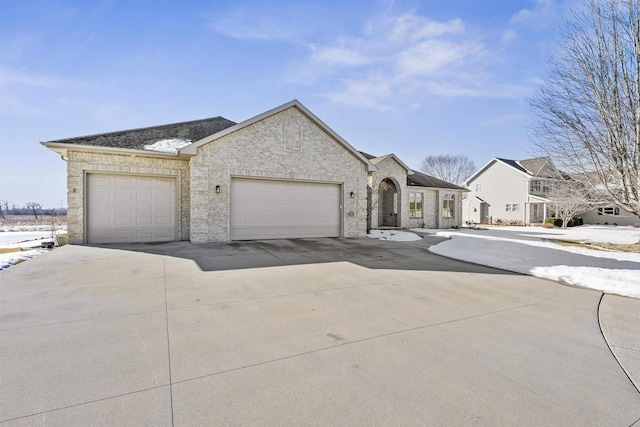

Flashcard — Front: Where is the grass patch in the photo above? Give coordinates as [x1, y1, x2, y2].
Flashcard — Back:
[592, 242, 640, 253]
[552, 240, 640, 253]
[0, 248, 21, 254]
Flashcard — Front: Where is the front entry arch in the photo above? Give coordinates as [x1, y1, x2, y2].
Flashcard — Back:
[378, 178, 399, 227]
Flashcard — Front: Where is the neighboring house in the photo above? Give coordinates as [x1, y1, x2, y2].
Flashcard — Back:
[464, 156, 640, 226]
[571, 171, 640, 226]
[581, 205, 640, 226]
[43, 100, 465, 244]
[463, 156, 562, 225]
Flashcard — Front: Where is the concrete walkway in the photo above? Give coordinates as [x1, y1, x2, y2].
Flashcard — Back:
[1, 238, 639, 426]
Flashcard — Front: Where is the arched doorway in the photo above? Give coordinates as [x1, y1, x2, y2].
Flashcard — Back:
[378, 178, 398, 227]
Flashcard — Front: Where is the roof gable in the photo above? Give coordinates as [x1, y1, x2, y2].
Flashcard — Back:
[518, 156, 551, 176]
[369, 154, 413, 173]
[465, 157, 535, 185]
[181, 100, 376, 171]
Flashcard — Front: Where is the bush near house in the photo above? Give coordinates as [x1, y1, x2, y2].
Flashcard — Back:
[545, 217, 583, 227]
[494, 219, 525, 226]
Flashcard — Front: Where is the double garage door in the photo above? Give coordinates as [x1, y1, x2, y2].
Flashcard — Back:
[231, 179, 341, 240]
[86, 175, 340, 243]
[86, 174, 176, 244]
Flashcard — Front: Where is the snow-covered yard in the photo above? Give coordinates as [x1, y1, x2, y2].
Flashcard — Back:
[0, 225, 67, 271]
[410, 225, 640, 299]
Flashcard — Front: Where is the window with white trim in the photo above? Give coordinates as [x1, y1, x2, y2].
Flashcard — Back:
[442, 194, 455, 218]
[598, 206, 620, 216]
[505, 203, 519, 212]
[409, 192, 423, 218]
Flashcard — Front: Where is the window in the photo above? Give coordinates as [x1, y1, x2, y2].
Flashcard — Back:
[475, 183, 481, 192]
[532, 204, 539, 218]
[505, 204, 511, 212]
[530, 180, 552, 194]
[512, 203, 519, 212]
[598, 207, 620, 216]
[442, 194, 455, 218]
[409, 192, 423, 218]
[505, 203, 519, 212]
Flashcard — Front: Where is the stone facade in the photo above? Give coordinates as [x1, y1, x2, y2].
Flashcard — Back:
[368, 157, 408, 229]
[50, 101, 467, 245]
[406, 188, 464, 229]
[65, 150, 190, 244]
[189, 107, 369, 243]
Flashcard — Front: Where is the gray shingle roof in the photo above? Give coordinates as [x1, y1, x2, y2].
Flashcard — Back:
[519, 157, 550, 176]
[407, 171, 467, 190]
[359, 152, 465, 190]
[44, 116, 236, 151]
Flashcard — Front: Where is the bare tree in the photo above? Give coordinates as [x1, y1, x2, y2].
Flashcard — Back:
[0, 200, 7, 219]
[530, 0, 640, 216]
[419, 155, 476, 185]
[546, 178, 594, 229]
[25, 202, 42, 219]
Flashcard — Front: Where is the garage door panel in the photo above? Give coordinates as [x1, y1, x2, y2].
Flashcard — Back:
[231, 179, 340, 240]
[87, 174, 176, 243]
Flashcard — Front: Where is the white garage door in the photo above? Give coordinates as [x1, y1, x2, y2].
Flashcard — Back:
[87, 174, 176, 244]
[231, 179, 341, 240]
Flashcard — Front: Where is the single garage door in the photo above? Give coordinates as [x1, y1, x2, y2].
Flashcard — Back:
[87, 174, 176, 243]
[231, 179, 341, 240]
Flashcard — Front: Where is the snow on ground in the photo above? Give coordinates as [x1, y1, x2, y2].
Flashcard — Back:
[143, 138, 192, 153]
[0, 249, 49, 271]
[412, 225, 640, 299]
[0, 226, 66, 270]
[368, 229, 422, 241]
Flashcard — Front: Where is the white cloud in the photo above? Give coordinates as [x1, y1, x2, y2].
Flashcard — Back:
[510, 0, 559, 28]
[387, 14, 464, 43]
[289, 10, 529, 110]
[501, 29, 518, 44]
[310, 45, 370, 67]
[0, 69, 89, 118]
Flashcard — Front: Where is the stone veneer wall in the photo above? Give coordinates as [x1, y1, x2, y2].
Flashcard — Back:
[406, 188, 437, 229]
[368, 158, 408, 229]
[405, 188, 465, 229]
[66, 150, 190, 244]
[189, 107, 369, 243]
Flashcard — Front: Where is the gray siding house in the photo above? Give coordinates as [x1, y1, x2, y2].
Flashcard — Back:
[463, 157, 561, 225]
[43, 100, 465, 244]
[463, 156, 640, 226]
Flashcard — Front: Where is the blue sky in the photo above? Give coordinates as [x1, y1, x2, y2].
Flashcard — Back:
[0, 0, 574, 208]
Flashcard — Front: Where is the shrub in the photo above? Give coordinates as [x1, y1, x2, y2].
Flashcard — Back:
[545, 217, 564, 227]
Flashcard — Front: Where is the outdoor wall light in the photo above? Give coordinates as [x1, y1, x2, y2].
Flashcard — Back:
[350, 191, 355, 199]
[215, 185, 221, 194]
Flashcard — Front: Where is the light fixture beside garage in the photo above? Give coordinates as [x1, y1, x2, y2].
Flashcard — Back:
[350, 192, 355, 199]
[215, 185, 221, 194]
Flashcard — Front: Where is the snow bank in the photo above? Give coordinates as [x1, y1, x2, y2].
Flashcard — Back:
[422, 227, 640, 299]
[368, 230, 422, 242]
[143, 138, 192, 153]
[0, 248, 48, 271]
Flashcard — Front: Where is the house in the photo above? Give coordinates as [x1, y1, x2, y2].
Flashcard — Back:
[463, 156, 561, 225]
[463, 156, 640, 226]
[43, 100, 466, 245]
[359, 152, 466, 230]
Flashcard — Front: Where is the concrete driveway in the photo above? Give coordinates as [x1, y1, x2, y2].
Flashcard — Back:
[1, 237, 639, 426]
